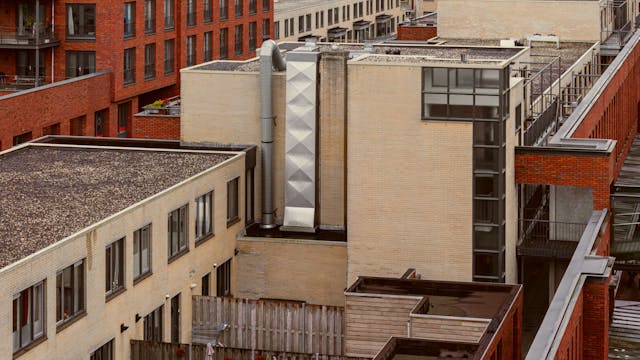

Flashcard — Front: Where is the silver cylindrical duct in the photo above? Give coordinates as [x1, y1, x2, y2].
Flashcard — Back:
[259, 40, 286, 229]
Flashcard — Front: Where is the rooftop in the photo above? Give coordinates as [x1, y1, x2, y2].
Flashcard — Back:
[0, 143, 235, 269]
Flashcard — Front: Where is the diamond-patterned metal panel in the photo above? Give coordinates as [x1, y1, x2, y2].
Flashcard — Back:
[283, 51, 319, 230]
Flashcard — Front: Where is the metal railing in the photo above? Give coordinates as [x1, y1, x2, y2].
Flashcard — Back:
[0, 25, 60, 46]
[164, 16, 175, 29]
[141, 95, 180, 116]
[0, 74, 48, 91]
[144, 64, 155, 80]
[187, 11, 196, 26]
[144, 18, 156, 34]
[124, 68, 135, 85]
[124, 21, 135, 38]
[519, 219, 587, 244]
[204, 8, 213, 22]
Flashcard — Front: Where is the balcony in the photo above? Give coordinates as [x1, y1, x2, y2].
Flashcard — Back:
[140, 96, 180, 116]
[0, 74, 48, 92]
[517, 218, 587, 259]
[0, 25, 60, 49]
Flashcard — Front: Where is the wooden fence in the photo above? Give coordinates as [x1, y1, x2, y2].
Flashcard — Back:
[192, 296, 345, 355]
[130, 340, 368, 360]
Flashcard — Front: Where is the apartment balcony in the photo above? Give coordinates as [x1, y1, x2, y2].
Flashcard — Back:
[0, 74, 48, 92]
[0, 25, 60, 49]
[517, 218, 588, 259]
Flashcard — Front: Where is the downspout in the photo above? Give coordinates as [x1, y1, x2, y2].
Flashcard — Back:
[259, 40, 286, 229]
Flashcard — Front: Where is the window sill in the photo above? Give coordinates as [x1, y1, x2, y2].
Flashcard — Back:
[145, 76, 156, 81]
[133, 271, 153, 285]
[164, 27, 175, 32]
[227, 216, 241, 228]
[13, 335, 47, 359]
[145, 31, 156, 36]
[56, 311, 87, 333]
[124, 35, 135, 40]
[66, 37, 96, 42]
[105, 286, 126, 303]
[165, 71, 175, 76]
[195, 233, 215, 247]
[124, 81, 136, 87]
[204, 19, 213, 24]
[168, 248, 189, 264]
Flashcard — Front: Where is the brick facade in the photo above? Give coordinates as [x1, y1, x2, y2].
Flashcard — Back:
[396, 25, 437, 40]
[482, 288, 523, 360]
[131, 114, 180, 139]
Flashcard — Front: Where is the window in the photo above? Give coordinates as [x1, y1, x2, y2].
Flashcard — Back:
[289, 18, 294, 35]
[171, 294, 180, 343]
[204, 0, 213, 22]
[164, 0, 175, 29]
[13, 281, 45, 353]
[306, 14, 311, 31]
[227, 177, 239, 225]
[315, 12, 319, 29]
[56, 260, 85, 327]
[234, 25, 243, 56]
[90, 339, 114, 360]
[43, 123, 60, 136]
[299, 16, 304, 33]
[70, 116, 85, 136]
[359, 2, 363, 17]
[220, 0, 228, 19]
[144, 306, 163, 341]
[124, 2, 135, 38]
[195, 192, 213, 242]
[342, 6, 345, 21]
[144, 43, 156, 80]
[187, 0, 196, 26]
[105, 238, 125, 297]
[353, 4, 357, 18]
[328, 9, 333, 25]
[249, 22, 256, 52]
[320, 11, 324, 27]
[95, 110, 107, 137]
[13, 132, 32, 146]
[145, 0, 155, 34]
[168, 204, 188, 259]
[284, 19, 289, 37]
[133, 224, 152, 280]
[334, 8, 339, 24]
[249, 0, 257, 14]
[235, 0, 243, 17]
[164, 39, 175, 74]
[220, 28, 228, 59]
[216, 259, 231, 296]
[263, 0, 269, 11]
[117, 102, 130, 137]
[124, 47, 136, 85]
[274, 21, 280, 40]
[202, 273, 210, 296]
[246, 168, 254, 225]
[65, 51, 96, 79]
[66, 4, 96, 39]
[204, 32, 213, 62]
[187, 35, 196, 66]
[262, 19, 270, 39]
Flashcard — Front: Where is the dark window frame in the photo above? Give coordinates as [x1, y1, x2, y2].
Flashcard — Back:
[105, 237, 125, 298]
[216, 259, 231, 296]
[56, 260, 85, 328]
[168, 204, 189, 260]
[66, 4, 96, 39]
[133, 224, 152, 281]
[144, 43, 156, 80]
[195, 191, 214, 243]
[13, 280, 46, 354]
[145, 0, 156, 34]
[124, 2, 136, 39]
[143, 305, 163, 341]
[227, 177, 240, 226]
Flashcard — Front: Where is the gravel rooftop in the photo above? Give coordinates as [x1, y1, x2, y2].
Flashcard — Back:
[0, 145, 233, 269]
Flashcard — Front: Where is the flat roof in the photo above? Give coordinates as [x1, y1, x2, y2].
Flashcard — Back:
[346, 276, 519, 319]
[0, 143, 235, 269]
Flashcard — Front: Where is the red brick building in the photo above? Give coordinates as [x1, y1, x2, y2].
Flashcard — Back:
[0, 0, 272, 148]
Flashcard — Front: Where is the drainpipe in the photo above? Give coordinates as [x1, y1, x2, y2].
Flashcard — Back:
[259, 40, 286, 229]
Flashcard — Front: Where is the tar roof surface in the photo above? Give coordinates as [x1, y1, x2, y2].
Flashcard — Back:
[0, 145, 233, 269]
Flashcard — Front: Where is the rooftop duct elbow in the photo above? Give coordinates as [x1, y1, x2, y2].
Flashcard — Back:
[259, 40, 286, 229]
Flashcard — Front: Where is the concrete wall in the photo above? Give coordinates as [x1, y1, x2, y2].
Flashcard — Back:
[506, 77, 524, 284]
[235, 238, 348, 306]
[346, 62, 474, 283]
[0, 150, 246, 360]
[438, 0, 603, 41]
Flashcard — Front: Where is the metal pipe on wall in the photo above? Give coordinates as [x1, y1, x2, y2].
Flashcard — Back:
[259, 40, 286, 229]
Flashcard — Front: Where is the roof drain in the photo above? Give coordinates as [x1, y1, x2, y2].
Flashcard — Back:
[281, 40, 320, 232]
[259, 40, 286, 229]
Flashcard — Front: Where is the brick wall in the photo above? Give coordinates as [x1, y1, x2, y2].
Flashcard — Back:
[0, 72, 112, 150]
[482, 288, 523, 360]
[131, 114, 180, 139]
[553, 290, 584, 360]
[396, 25, 437, 41]
[582, 276, 611, 360]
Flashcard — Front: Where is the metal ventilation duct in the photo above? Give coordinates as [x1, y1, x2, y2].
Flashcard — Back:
[282, 43, 320, 232]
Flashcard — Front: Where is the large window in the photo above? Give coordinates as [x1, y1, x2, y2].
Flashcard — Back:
[220, 28, 228, 59]
[204, 0, 213, 22]
[249, 0, 257, 14]
[227, 177, 239, 225]
[90, 339, 114, 360]
[263, 0, 269, 11]
[204, 32, 213, 62]
[124, 47, 136, 85]
[66, 4, 96, 39]
[262, 19, 270, 39]
[187, 0, 196, 26]
[168, 204, 188, 259]
[234, 24, 242, 56]
[298, 16, 304, 33]
[164, 0, 175, 29]
[187, 35, 196, 66]
[117, 102, 130, 137]
[235, 0, 243, 17]
[13, 281, 45, 353]
[145, 0, 155, 33]
[274, 21, 279, 40]
[124, 2, 136, 38]
[65, 51, 95, 79]
[249, 22, 256, 52]
[202, 273, 210, 296]
[95, 110, 107, 137]
[195, 191, 213, 242]
[133, 224, 152, 280]
[56, 260, 85, 327]
[220, 0, 228, 20]
[164, 39, 175, 74]
[106, 238, 125, 297]
[144, 306, 163, 341]
[216, 259, 231, 296]
[144, 43, 156, 80]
